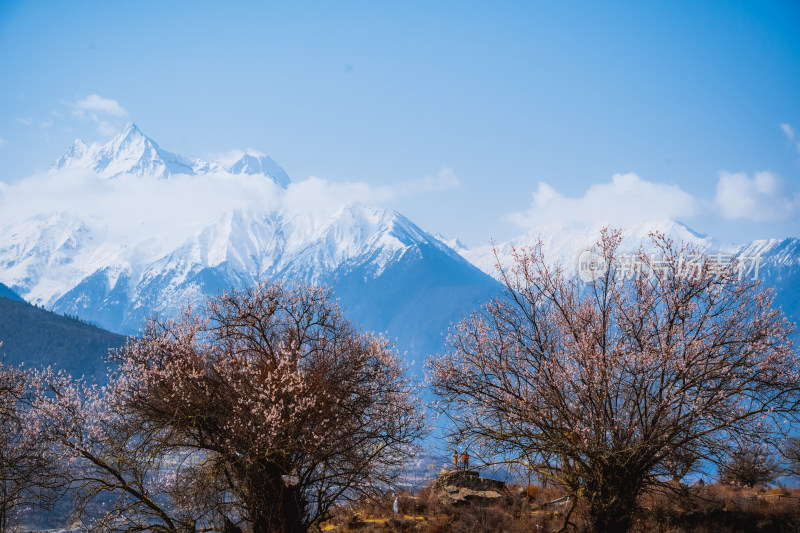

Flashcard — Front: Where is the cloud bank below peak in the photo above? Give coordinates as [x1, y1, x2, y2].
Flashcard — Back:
[506, 173, 700, 229]
[506, 171, 800, 235]
[0, 120, 459, 245]
[0, 162, 461, 252]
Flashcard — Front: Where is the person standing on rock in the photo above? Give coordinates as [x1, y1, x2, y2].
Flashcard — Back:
[453, 452, 459, 470]
[461, 451, 469, 471]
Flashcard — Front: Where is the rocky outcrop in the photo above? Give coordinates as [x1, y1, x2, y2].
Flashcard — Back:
[433, 469, 506, 506]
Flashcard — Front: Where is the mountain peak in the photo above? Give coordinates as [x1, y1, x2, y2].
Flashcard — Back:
[114, 121, 144, 142]
[226, 150, 291, 188]
[434, 233, 467, 252]
[104, 122, 157, 157]
[53, 123, 194, 180]
[51, 125, 291, 187]
[53, 139, 89, 168]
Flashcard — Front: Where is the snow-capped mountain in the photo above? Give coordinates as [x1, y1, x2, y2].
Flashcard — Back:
[54, 122, 195, 179]
[1, 125, 501, 371]
[31, 205, 490, 338]
[224, 151, 291, 187]
[53, 122, 291, 187]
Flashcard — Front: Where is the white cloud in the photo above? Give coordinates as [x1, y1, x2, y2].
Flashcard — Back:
[506, 171, 800, 232]
[71, 94, 128, 135]
[282, 167, 460, 216]
[0, 166, 461, 251]
[97, 121, 118, 136]
[0, 137, 6, 148]
[506, 173, 701, 229]
[713, 171, 800, 221]
[0, 169, 279, 253]
[74, 94, 128, 117]
[392, 166, 461, 196]
[780, 122, 800, 154]
[210, 149, 267, 167]
[15, 117, 32, 126]
[207, 151, 460, 203]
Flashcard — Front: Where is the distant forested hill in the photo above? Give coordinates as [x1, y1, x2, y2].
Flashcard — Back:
[0, 284, 125, 381]
[0, 282, 23, 301]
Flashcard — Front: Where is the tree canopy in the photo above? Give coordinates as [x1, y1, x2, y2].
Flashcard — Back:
[429, 230, 800, 533]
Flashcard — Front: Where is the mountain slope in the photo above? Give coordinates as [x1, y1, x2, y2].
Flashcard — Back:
[41, 205, 501, 363]
[0, 292, 126, 380]
[333, 240, 499, 374]
[0, 281, 22, 301]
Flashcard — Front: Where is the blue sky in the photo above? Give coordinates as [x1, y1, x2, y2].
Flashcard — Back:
[1, 0, 799, 245]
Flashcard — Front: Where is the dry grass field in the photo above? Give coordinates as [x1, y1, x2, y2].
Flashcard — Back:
[321, 482, 800, 533]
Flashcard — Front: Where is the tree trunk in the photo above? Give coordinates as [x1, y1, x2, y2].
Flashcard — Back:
[585, 480, 639, 533]
[246, 463, 307, 533]
[588, 509, 634, 533]
[250, 487, 305, 533]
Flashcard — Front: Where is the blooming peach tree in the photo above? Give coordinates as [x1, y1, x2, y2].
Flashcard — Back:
[109, 281, 426, 533]
[0, 351, 65, 532]
[33, 367, 212, 533]
[717, 442, 780, 488]
[429, 230, 800, 533]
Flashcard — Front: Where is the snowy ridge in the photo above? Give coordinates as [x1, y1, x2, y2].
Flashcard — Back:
[456, 220, 715, 279]
[733, 238, 800, 267]
[433, 233, 466, 253]
[0, 205, 451, 326]
[53, 122, 291, 187]
[54, 123, 194, 180]
[226, 151, 291, 188]
[0, 213, 95, 302]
